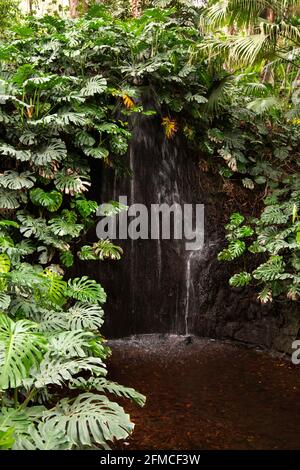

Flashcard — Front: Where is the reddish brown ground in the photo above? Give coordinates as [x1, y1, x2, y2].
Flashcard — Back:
[108, 336, 300, 450]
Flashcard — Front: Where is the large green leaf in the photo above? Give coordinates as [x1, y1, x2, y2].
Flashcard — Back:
[43, 269, 67, 304]
[80, 75, 107, 97]
[71, 377, 146, 407]
[33, 139, 67, 166]
[47, 330, 94, 358]
[67, 302, 104, 330]
[0, 171, 35, 190]
[49, 217, 83, 237]
[30, 355, 106, 388]
[13, 422, 72, 450]
[0, 253, 10, 273]
[45, 393, 134, 448]
[0, 315, 47, 389]
[66, 277, 107, 304]
[30, 188, 63, 212]
[0, 189, 20, 209]
[54, 170, 91, 195]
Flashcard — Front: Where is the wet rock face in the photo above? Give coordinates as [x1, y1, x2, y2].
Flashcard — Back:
[81, 113, 300, 353]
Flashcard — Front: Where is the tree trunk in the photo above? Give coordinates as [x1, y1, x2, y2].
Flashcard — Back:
[265, 7, 275, 22]
[69, 0, 88, 18]
[131, 0, 141, 18]
[261, 8, 275, 84]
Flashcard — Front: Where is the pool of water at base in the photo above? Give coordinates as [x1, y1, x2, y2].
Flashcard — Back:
[107, 335, 300, 450]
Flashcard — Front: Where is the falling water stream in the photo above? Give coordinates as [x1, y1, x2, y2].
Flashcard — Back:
[184, 253, 193, 336]
[95, 107, 218, 338]
[129, 146, 136, 325]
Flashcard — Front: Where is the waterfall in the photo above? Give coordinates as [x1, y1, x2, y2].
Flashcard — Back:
[184, 253, 193, 336]
[87, 111, 290, 349]
[129, 146, 135, 322]
[184, 250, 203, 336]
[97, 113, 207, 337]
[157, 191, 162, 284]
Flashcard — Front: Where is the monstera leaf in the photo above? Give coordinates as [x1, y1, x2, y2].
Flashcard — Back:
[0, 171, 35, 190]
[67, 302, 104, 330]
[83, 146, 109, 159]
[71, 197, 98, 218]
[0, 407, 31, 436]
[80, 76, 107, 97]
[13, 422, 72, 450]
[49, 217, 83, 237]
[0, 427, 15, 450]
[30, 188, 63, 212]
[0, 143, 31, 162]
[47, 330, 94, 358]
[0, 253, 10, 273]
[32, 139, 67, 166]
[0, 293, 11, 310]
[66, 277, 106, 304]
[93, 240, 123, 260]
[60, 250, 74, 268]
[29, 355, 106, 388]
[54, 170, 91, 195]
[70, 377, 146, 407]
[0, 189, 20, 209]
[0, 315, 47, 389]
[45, 393, 134, 448]
[43, 269, 66, 304]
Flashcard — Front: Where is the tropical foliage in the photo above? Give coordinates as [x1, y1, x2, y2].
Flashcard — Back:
[0, 0, 300, 451]
[0, 5, 152, 450]
[198, 1, 300, 302]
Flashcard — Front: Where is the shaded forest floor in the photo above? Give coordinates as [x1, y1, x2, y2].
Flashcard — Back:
[108, 335, 300, 450]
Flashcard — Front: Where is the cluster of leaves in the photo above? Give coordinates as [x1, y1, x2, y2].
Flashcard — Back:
[193, 1, 300, 302]
[207, 80, 300, 303]
[1, 0, 298, 449]
[0, 7, 153, 450]
[0, 0, 20, 30]
[219, 199, 300, 303]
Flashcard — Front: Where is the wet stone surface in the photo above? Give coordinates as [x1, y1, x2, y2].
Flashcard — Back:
[108, 335, 300, 450]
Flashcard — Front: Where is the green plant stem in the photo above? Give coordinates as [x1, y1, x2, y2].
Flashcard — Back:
[20, 388, 36, 410]
[13, 388, 18, 407]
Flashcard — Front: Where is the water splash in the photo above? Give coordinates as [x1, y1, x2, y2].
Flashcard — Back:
[184, 253, 192, 335]
[184, 250, 202, 336]
[157, 191, 162, 283]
